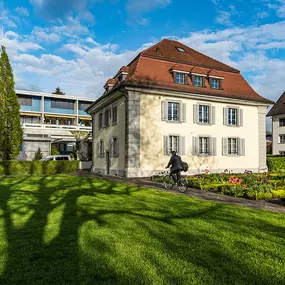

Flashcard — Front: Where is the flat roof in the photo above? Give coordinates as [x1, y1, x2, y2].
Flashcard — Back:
[16, 90, 94, 102]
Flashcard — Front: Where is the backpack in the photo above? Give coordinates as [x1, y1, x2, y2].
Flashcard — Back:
[182, 161, 189, 172]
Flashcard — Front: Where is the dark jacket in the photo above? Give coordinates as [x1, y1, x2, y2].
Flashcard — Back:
[166, 155, 183, 172]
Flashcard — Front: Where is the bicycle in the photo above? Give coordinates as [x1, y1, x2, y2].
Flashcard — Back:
[162, 171, 188, 193]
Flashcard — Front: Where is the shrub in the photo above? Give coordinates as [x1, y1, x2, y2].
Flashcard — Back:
[0, 160, 79, 175]
[33, 148, 43, 161]
[267, 156, 285, 171]
[51, 145, 60, 155]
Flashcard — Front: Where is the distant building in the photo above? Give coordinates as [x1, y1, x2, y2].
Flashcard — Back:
[16, 90, 93, 160]
[87, 39, 273, 177]
[267, 92, 285, 155]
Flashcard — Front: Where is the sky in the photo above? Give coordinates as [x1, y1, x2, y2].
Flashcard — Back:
[0, 0, 285, 128]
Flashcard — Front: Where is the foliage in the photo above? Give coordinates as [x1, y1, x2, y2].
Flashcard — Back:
[52, 87, 65, 95]
[33, 148, 43, 161]
[51, 145, 60, 155]
[0, 46, 23, 160]
[267, 156, 285, 171]
[71, 131, 90, 161]
[0, 160, 78, 175]
[0, 175, 285, 285]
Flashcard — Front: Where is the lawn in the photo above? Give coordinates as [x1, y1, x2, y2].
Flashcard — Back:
[0, 175, 285, 285]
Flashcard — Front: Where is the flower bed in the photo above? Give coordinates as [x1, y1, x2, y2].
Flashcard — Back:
[151, 170, 285, 200]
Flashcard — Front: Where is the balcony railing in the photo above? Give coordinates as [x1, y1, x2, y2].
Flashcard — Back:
[21, 123, 91, 131]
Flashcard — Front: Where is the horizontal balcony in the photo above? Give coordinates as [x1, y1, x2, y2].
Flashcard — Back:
[21, 123, 91, 131]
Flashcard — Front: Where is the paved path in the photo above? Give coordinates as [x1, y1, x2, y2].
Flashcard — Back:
[74, 172, 285, 214]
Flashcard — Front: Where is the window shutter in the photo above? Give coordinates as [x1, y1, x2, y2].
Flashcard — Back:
[98, 117, 100, 129]
[211, 106, 216, 125]
[192, 136, 198, 155]
[238, 109, 243, 127]
[202, 77, 206, 87]
[191, 75, 195, 86]
[223, 107, 228, 125]
[193, 104, 198, 124]
[97, 142, 100, 158]
[102, 141, 105, 157]
[179, 136, 185, 155]
[173, 72, 177, 83]
[239, 138, 245, 156]
[102, 112, 105, 128]
[161, 101, 166, 121]
[109, 138, 113, 158]
[184, 74, 188, 85]
[164, 136, 169, 155]
[181, 103, 186, 123]
[209, 77, 212, 88]
[210, 137, 217, 156]
[222, 138, 228, 156]
[116, 138, 119, 157]
[219, 79, 223, 89]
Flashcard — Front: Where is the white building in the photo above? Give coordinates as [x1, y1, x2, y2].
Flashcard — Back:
[87, 39, 273, 177]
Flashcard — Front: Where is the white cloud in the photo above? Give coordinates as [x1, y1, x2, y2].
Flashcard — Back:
[126, 0, 172, 13]
[15, 7, 29, 17]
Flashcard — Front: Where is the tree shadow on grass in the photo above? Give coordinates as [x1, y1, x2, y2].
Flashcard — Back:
[0, 175, 285, 284]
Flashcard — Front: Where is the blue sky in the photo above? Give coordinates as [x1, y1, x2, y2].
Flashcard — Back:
[0, 0, 285, 111]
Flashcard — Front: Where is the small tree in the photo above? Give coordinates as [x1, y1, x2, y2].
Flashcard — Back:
[52, 87, 65, 95]
[51, 145, 60, 155]
[0, 46, 23, 160]
[33, 148, 43, 160]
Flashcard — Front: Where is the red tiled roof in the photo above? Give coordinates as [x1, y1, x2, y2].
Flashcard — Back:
[103, 39, 273, 105]
[104, 78, 117, 88]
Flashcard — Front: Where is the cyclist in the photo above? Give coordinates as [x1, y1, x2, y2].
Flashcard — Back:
[165, 151, 183, 184]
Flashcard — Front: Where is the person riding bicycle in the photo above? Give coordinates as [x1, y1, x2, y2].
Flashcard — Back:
[165, 151, 183, 184]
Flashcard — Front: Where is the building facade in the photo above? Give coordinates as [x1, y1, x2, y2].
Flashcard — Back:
[87, 39, 273, 177]
[267, 92, 285, 155]
[17, 90, 93, 160]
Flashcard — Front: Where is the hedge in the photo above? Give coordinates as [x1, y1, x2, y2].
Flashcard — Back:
[0, 161, 79, 175]
[267, 156, 285, 172]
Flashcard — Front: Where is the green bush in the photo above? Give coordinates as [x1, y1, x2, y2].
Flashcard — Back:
[0, 161, 79, 175]
[267, 156, 285, 171]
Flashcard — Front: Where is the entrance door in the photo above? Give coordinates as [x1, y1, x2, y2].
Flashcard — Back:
[106, 151, 110, 175]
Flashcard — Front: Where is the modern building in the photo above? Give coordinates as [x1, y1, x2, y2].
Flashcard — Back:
[267, 91, 285, 155]
[16, 90, 93, 160]
[87, 39, 273, 177]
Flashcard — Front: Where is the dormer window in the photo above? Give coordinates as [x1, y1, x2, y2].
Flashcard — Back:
[211, 78, 219, 89]
[175, 72, 185, 84]
[176, 47, 186, 53]
[194, 76, 202, 87]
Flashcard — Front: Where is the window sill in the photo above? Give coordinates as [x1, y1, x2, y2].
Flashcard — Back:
[198, 122, 211, 126]
[166, 120, 182, 124]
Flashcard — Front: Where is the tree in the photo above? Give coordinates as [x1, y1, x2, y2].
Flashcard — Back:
[0, 46, 23, 160]
[71, 131, 90, 161]
[51, 145, 60, 155]
[33, 148, 43, 160]
[52, 87, 65, 95]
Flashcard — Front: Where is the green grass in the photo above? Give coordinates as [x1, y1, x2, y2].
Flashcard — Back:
[0, 175, 285, 285]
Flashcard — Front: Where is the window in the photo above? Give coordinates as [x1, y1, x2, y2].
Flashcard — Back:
[280, 151, 285, 155]
[79, 119, 91, 127]
[279, 118, 285, 127]
[112, 105, 118, 124]
[51, 99, 74, 110]
[228, 138, 238, 155]
[279, 135, 285, 144]
[99, 140, 105, 158]
[105, 109, 110, 127]
[98, 113, 103, 129]
[169, 136, 179, 153]
[199, 137, 210, 155]
[194, 76, 202, 87]
[175, 73, 184, 84]
[228, 108, 237, 126]
[112, 137, 119, 157]
[20, 116, 41, 124]
[168, 102, 179, 121]
[176, 47, 186, 52]
[211, 78, 219, 89]
[199, 105, 209, 124]
[79, 102, 91, 110]
[18, 96, 32, 106]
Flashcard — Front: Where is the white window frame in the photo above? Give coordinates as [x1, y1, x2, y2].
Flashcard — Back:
[194, 76, 202, 87]
[279, 134, 285, 144]
[228, 108, 237, 126]
[211, 78, 219, 89]
[199, 105, 209, 124]
[228, 138, 238, 155]
[168, 102, 179, 121]
[199, 137, 210, 155]
[169, 135, 179, 153]
[175, 73, 184, 84]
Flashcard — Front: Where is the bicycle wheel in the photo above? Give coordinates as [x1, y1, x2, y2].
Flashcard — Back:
[177, 177, 188, 193]
[163, 175, 174, 190]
